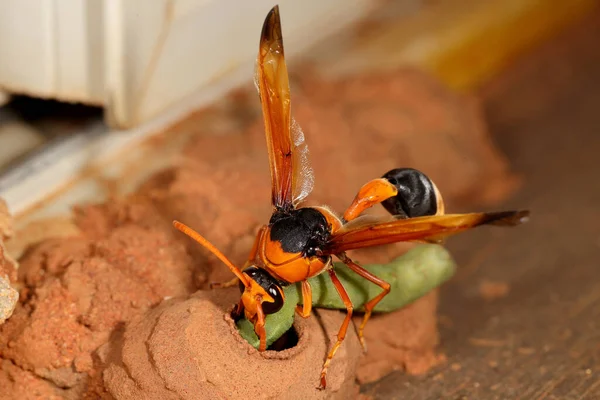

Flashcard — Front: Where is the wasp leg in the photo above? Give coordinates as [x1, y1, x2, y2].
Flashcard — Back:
[343, 178, 398, 222]
[232, 298, 244, 319]
[295, 280, 313, 318]
[254, 296, 267, 352]
[244, 225, 268, 268]
[337, 252, 390, 352]
[319, 268, 354, 390]
[210, 276, 239, 289]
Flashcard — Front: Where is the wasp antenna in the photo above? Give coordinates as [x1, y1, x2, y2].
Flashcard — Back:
[172, 220, 250, 287]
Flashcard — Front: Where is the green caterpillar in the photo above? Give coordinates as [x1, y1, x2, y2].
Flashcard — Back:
[237, 244, 456, 349]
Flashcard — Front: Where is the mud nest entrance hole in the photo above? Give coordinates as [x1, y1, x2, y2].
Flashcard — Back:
[268, 326, 299, 351]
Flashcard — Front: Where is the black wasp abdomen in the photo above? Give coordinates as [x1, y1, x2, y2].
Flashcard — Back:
[269, 208, 330, 258]
[381, 168, 439, 218]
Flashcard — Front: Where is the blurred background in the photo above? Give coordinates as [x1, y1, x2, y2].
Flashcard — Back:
[0, 0, 595, 214]
[0, 0, 598, 398]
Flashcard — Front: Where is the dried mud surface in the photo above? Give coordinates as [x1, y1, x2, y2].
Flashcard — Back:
[102, 289, 361, 399]
[355, 290, 444, 385]
[0, 68, 518, 399]
[0, 199, 18, 326]
[0, 198, 16, 282]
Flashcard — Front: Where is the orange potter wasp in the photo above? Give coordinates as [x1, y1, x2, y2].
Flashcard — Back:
[173, 5, 530, 389]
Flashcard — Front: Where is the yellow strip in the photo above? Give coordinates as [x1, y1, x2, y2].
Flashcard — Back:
[325, 0, 596, 90]
[427, 0, 597, 90]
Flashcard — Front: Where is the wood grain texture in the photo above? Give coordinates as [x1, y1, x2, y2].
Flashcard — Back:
[364, 9, 600, 400]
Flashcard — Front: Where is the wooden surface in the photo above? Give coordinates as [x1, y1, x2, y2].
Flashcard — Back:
[364, 10, 600, 400]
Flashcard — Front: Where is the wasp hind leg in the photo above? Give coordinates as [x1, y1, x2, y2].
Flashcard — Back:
[319, 268, 354, 390]
[337, 252, 390, 352]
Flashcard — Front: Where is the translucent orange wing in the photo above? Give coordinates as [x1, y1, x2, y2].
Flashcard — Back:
[324, 210, 530, 254]
[256, 6, 313, 210]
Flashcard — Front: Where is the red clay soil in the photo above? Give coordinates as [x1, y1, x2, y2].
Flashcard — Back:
[355, 290, 444, 385]
[0, 67, 518, 399]
[102, 289, 362, 399]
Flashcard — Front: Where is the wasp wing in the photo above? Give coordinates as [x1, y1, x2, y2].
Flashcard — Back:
[255, 6, 313, 209]
[290, 117, 314, 205]
[323, 210, 530, 254]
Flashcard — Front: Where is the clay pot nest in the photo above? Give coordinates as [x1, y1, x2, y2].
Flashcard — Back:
[101, 289, 361, 399]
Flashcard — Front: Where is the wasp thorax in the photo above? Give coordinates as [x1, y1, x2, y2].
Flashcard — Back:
[240, 266, 284, 314]
[269, 208, 330, 258]
[381, 168, 440, 218]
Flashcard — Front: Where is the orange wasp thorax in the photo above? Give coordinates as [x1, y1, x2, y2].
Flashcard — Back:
[256, 206, 342, 283]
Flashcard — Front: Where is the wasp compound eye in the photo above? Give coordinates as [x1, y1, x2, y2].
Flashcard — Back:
[381, 168, 439, 218]
[241, 266, 284, 314]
